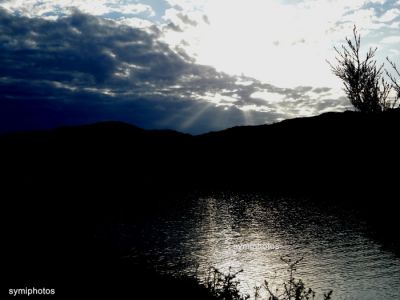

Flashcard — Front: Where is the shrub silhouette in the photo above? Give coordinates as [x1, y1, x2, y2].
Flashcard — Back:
[328, 26, 392, 113]
[206, 267, 250, 300]
[264, 257, 332, 300]
[204, 257, 333, 300]
[386, 57, 400, 109]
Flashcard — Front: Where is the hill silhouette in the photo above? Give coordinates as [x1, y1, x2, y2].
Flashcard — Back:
[2, 109, 399, 220]
[2, 109, 399, 297]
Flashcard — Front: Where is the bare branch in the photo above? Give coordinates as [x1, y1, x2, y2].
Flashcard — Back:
[327, 26, 398, 112]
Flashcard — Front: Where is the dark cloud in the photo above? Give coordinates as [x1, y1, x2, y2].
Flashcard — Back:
[166, 22, 183, 32]
[313, 87, 332, 94]
[314, 96, 349, 111]
[202, 15, 210, 25]
[176, 13, 198, 26]
[0, 9, 347, 134]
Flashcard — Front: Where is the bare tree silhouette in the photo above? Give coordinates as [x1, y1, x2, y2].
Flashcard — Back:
[386, 57, 400, 109]
[328, 26, 392, 113]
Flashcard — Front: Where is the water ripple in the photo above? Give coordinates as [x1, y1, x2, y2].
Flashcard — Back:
[111, 193, 400, 299]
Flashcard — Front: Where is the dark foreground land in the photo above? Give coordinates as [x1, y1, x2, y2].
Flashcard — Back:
[2, 109, 399, 298]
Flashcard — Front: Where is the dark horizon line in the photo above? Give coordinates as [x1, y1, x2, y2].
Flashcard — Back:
[0, 109, 366, 138]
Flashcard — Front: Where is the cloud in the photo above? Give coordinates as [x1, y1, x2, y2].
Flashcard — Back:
[377, 8, 400, 22]
[2, 0, 398, 89]
[0, 0, 155, 18]
[158, 0, 400, 89]
[381, 35, 400, 43]
[313, 87, 332, 94]
[0, 9, 350, 134]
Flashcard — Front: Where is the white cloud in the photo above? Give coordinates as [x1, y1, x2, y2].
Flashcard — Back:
[381, 35, 400, 44]
[250, 91, 286, 104]
[377, 8, 400, 23]
[119, 3, 155, 16]
[369, 0, 386, 4]
[165, 0, 205, 11]
[116, 17, 155, 28]
[0, 1, 155, 18]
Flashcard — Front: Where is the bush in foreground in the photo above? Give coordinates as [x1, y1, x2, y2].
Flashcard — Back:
[203, 257, 333, 300]
[328, 26, 399, 113]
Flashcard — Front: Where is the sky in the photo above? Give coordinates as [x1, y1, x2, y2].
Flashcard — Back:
[0, 0, 399, 134]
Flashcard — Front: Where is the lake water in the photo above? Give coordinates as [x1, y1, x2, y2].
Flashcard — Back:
[99, 193, 400, 299]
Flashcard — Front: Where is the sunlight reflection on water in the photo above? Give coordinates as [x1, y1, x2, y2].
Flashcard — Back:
[117, 193, 400, 299]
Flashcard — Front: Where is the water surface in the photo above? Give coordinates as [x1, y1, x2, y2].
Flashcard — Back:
[100, 193, 400, 299]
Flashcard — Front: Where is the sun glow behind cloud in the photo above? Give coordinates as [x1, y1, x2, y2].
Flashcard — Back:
[0, 0, 399, 133]
[162, 0, 399, 89]
[2, 0, 398, 90]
